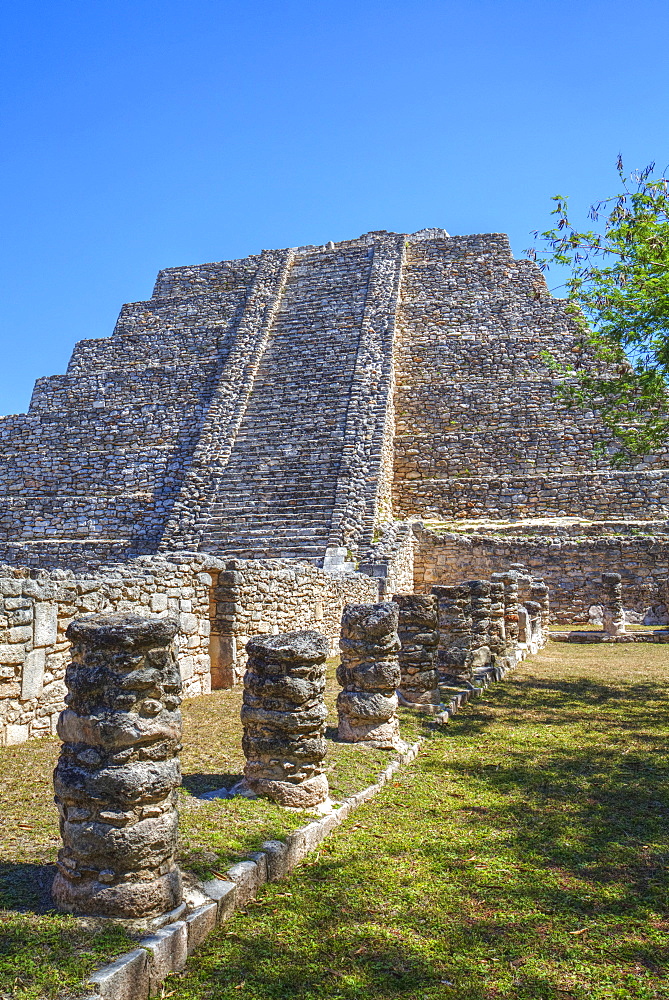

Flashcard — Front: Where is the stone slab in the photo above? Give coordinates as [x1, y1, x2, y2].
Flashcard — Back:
[201, 878, 237, 923]
[20, 647, 45, 700]
[186, 902, 217, 955]
[88, 947, 150, 1000]
[140, 920, 187, 993]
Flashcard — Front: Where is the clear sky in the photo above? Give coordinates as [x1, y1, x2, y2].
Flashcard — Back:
[1, 0, 668, 415]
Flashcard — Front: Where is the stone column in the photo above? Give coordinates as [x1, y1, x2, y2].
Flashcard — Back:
[241, 630, 329, 808]
[52, 613, 182, 923]
[337, 601, 403, 749]
[392, 594, 440, 706]
[530, 578, 550, 645]
[488, 575, 507, 659]
[467, 580, 492, 667]
[524, 600, 542, 652]
[432, 584, 473, 684]
[510, 563, 532, 606]
[602, 572, 625, 636]
[501, 571, 520, 646]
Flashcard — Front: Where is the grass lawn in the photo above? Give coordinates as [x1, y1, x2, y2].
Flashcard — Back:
[161, 642, 669, 1000]
[1, 643, 667, 998]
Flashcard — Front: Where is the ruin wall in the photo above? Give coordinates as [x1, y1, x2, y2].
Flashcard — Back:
[413, 525, 669, 622]
[0, 554, 214, 747]
[0, 551, 385, 747]
[210, 559, 379, 685]
[395, 470, 669, 522]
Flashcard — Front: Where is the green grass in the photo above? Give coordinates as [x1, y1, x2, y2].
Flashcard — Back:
[160, 643, 669, 1000]
[2, 646, 668, 998]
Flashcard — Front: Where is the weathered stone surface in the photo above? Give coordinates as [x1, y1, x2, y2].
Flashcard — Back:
[488, 576, 507, 658]
[52, 612, 183, 921]
[501, 571, 520, 644]
[392, 593, 439, 705]
[467, 580, 492, 667]
[432, 584, 473, 683]
[523, 600, 542, 652]
[336, 601, 403, 749]
[242, 630, 330, 807]
[530, 578, 550, 645]
[602, 572, 625, 636]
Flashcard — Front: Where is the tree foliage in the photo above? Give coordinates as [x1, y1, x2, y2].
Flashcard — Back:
[529, 157, 669, 467]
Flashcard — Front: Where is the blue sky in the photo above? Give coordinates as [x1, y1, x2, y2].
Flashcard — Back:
[1, 0, 668, 415]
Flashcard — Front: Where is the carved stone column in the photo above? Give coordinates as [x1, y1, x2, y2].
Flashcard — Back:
[501, 571, 520, 646]
[52, 613, 182, 922]
[467, 579, 492, 667]
[392, 594, 440, 706]
[337, 602, 403, 749]
[242, 630, 329, 808]
[602, 572, 625, 636]
[432, 584, 473, 684]
[488, 575, 507, 659]
[530, 579, 550, 645]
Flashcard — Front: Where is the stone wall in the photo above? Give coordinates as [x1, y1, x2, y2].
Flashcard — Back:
[1, 550, 384, 746]
[413, 524, 669, 622]
[0, 554, 214, 747]
[210, 559, 379, 686]
[396, 471, 669, 522]
[358, 521, 415, 597]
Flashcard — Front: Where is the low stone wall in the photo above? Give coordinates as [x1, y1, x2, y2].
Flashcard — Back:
[1, 547, 396, 747]
[211, 559, 379, 686]
[413, 525, 669, 623]
[0, 554, 214, 747]
[358, 520, 415, 596]
[395, 470, 669, 522]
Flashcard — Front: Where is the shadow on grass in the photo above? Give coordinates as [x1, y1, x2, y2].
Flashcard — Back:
[0, 861, 56, 913]
[181, 771, 243, 796]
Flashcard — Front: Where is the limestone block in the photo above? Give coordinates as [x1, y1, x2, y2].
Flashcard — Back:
[21, 648, 45, 701]
[34, 602, 58, 647]
[5, 723, 29, 745]
[185, 901, 217, 955]
[150, 593, 168, 613]
[87, 947, 151, 1000]
[140, 920, 187, 989]
[201, 878, 237, 923]
[8, 626, 33, 644]
[52, 612, 183, 921]
[179, 612, 198, 635]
